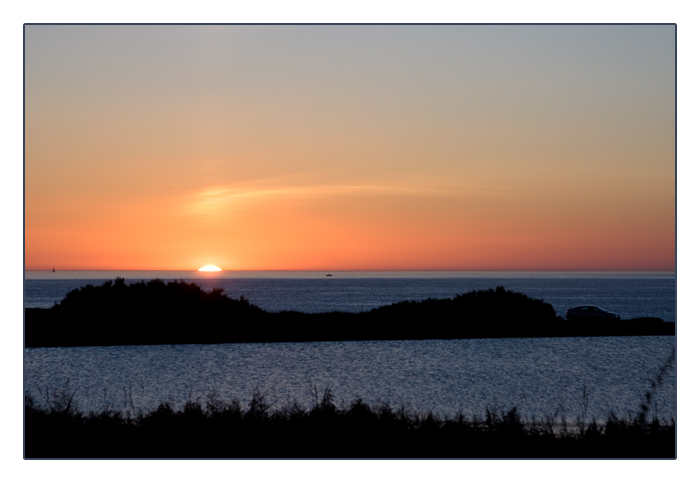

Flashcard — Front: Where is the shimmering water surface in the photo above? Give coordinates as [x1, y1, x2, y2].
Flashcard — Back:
[24, 271, 676, 420]
[24, 337, 676, 420]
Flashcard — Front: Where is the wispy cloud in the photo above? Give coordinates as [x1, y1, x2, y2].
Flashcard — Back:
[180, 182, 446, 221]
[179, 177, 539, 223]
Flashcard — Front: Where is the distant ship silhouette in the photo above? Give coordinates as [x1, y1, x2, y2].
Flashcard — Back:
[326, 274, 332, 277]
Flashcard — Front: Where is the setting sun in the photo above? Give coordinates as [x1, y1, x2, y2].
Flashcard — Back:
[198, 265, 222, 272]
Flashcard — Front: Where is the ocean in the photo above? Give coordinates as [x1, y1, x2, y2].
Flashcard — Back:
[23, 271, 676, 420]
[24, 270, 676, 321]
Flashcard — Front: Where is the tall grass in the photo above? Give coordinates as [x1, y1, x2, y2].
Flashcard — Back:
[24, 385, 675, 458]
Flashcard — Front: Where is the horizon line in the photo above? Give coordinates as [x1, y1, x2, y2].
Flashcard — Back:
[24, 268, 676, 273]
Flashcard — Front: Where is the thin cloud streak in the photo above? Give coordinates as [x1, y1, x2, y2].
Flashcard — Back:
[181, 181, 517, 220]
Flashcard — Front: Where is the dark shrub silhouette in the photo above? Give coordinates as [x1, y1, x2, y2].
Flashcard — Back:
[25, 278, 266, 347]
[363, 286, 558, 339]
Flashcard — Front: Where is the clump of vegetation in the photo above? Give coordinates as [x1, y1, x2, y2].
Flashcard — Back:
[54, 277, 263, 320]
[363, 286, 559, 339]
[371, 286, 556, 323]
[25, 278, 266, 347]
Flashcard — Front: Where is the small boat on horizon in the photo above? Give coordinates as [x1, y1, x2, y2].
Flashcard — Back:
[326, 274, 332, 277]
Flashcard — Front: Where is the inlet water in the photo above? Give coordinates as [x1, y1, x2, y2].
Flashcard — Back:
[24, 336, 676, 421]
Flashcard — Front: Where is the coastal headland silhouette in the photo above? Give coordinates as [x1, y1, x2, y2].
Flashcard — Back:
[24, 278, 674, 348]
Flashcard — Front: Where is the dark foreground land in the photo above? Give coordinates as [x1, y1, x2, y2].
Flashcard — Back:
[24, 388, 675, 459]
[25, 279, 675, 348]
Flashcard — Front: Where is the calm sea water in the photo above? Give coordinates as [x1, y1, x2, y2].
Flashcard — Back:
[24, 337, 676, 420]
[23, 271, 676, 420]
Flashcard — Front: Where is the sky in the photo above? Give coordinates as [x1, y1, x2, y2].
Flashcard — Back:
[24, 24, 675, 271]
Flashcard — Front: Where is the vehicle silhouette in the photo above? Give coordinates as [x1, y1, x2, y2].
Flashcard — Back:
[566, 305, 620, 321]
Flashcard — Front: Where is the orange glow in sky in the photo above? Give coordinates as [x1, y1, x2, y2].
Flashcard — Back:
[24, 25, 675, 271]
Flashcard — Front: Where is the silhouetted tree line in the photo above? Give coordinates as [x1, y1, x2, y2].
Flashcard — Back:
[24, 279, 674, 348]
